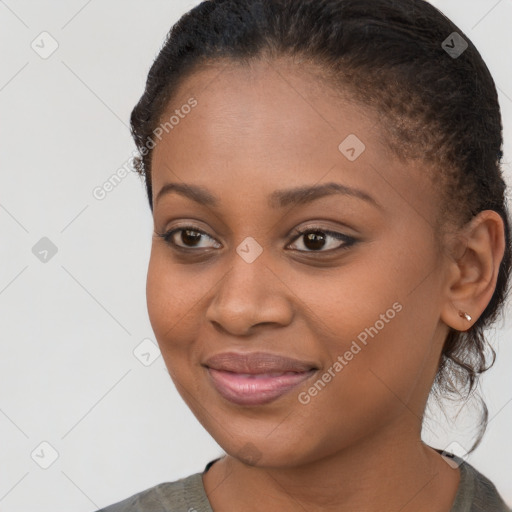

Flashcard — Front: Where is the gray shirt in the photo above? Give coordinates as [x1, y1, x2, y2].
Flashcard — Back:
[97, 451, 511, 512]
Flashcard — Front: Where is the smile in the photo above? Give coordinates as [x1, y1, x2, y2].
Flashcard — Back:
[203, 351, 318, 406]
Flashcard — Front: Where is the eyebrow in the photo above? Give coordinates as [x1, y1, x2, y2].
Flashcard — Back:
[155, 181, 381, 210]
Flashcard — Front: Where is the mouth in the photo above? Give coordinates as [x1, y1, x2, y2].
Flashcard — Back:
[203, 352, 318, 406]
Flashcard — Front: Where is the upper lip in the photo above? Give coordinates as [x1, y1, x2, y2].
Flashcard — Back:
[203, 352, 317, 374]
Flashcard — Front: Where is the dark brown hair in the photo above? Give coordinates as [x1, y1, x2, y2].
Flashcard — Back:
[130, 0, 511, 453]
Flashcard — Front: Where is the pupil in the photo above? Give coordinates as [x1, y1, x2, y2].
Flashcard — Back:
[182, 229, 201, 246]
[305, 231, 325, 250]
[179, 230, 328, 249]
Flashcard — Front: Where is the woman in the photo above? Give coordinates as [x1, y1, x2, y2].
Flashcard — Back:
[98, 0, 511, 510]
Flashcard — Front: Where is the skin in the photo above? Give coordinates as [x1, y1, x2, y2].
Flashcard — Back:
[146, 58, 505, 512]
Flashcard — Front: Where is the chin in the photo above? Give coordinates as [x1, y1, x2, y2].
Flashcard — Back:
[203, 421, 328, 470]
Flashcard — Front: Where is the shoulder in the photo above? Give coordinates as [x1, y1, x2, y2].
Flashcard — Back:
[449, 453, 511, 512]
[95, 471, 213, 512]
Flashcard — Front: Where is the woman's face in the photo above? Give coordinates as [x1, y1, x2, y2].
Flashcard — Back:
[147, 59, 453, 467]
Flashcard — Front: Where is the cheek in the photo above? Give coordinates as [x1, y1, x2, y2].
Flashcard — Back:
[289, 243, 439, 403]
[145, 247, 224, 372]
[282, 304, 435, 463]
[146, 251, 171, 338]
[145, 249, 196, 353]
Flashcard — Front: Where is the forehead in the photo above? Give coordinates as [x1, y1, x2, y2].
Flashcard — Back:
[153, 57, 380, 159]
[150, 58, 439, 224]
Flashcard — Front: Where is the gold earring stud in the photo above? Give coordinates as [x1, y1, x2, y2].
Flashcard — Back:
[458, 310, 472, 322]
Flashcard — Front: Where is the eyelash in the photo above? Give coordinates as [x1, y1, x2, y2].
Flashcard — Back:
[155, 224, 356, 254]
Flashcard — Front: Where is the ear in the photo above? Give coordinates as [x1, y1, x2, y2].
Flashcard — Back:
[440, 210, 506, 332]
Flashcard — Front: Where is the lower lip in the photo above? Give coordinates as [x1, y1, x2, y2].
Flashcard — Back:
[206, 367, 316, 406]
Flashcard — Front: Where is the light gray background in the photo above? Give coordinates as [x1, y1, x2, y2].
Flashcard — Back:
[0, 1, 511, 511]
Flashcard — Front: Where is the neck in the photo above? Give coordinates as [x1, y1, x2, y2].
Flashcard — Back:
[203, 420, 461, 512]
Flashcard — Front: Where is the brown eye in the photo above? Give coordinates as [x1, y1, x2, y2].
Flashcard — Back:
[288, 227, 356, 253]
[177, 229, 203, 247]
[157, 226, 222, 250]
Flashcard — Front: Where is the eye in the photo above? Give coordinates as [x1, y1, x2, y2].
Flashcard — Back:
[156, 225, 222, 250]
[155, 224, 356, 254]
[287, 225, 356, 253]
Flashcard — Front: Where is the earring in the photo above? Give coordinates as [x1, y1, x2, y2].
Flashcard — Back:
[458, 310, 472, 322]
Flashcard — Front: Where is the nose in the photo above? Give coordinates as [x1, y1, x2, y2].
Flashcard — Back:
[204, 246, 295, 337]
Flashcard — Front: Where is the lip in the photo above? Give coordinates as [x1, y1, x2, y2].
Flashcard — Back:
[203, 352, 318, 406]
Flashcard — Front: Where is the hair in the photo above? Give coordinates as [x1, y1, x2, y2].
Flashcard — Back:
[130, 0, 511, 453]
